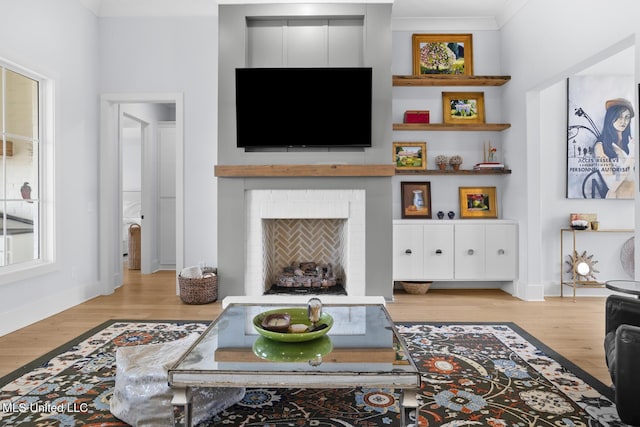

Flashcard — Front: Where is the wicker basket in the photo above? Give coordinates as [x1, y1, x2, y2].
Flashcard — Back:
[401, 281, 431, 295]
[178, 269, 218, 304]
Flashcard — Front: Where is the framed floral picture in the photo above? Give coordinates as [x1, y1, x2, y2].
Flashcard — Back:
[393, 142, 427, 171]
[412, 34, 473, 76]
[442, 92, 485, 125]
[401, 181, 432, 219]
[459, 186, 498, 219]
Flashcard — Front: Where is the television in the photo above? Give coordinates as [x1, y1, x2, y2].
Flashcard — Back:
[235, 67, 372, 149]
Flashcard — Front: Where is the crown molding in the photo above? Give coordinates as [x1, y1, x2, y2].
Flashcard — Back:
[85, 0, 218, 17]
[391, 16, 499, 32]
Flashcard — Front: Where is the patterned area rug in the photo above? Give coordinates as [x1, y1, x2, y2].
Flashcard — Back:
[0, 320, 622, 426]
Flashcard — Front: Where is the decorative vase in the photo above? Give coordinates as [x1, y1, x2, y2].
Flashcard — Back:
[452, 164, 460, 171]
[21, 182, 32, 203]
[412, 190, 424, 209]
[448, 211, 455, 219]
[438, 163, 447, 171]
[437, 211, 445, 219]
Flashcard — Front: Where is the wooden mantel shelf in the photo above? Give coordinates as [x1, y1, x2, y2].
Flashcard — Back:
[215, 164, 396, 177]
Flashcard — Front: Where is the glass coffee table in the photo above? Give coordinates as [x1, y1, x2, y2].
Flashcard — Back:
[168, 302, 420, 427]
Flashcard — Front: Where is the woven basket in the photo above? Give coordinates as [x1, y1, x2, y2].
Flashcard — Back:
[178, 269, 218, 304]
[401, 281, 431, 295]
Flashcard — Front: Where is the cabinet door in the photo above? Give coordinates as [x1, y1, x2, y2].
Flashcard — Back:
[454, 224, 485, 279]
[393, 224, 424, 280]
[423, 224, 454, 279]
[485, 224, 517, 280]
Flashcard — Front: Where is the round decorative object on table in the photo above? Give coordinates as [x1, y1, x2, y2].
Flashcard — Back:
[401, 281, 432, 295]
[253, 308, 333, 342]
[437, 211, 445, 219]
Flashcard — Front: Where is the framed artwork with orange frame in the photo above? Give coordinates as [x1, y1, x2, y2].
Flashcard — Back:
[459, 186, 498, 219]
[412, 33, 474, 76]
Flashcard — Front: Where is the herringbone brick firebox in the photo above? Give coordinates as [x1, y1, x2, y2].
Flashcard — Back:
[245, 189, 366, 297]
[264, 218, 346, 293]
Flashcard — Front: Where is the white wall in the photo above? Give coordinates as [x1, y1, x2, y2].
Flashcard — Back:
[500, 0, 639, 299]
[98, 16, 219, 269]
[0, 0, 100, 336]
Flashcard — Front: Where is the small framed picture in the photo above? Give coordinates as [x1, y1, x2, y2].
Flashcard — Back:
[459, 187, 498, 219]
[393, 142, 427, 171]
[442, 92, 485, 125]
[412, 33, 473, 76]
[401, 181, 432, 219]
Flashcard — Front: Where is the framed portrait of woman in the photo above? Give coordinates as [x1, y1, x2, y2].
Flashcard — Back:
[566, 75, 635, 199]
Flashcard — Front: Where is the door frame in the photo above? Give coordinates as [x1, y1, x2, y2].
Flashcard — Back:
[99, 93, 184, 294]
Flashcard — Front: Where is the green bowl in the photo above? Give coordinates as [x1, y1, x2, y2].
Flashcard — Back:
[253, 308, 333, 342]
[253, 335, 333, 362]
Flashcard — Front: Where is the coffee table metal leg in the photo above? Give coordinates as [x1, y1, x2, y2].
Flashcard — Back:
[171, 387, 192, 427]
[401, 388, 419, 426]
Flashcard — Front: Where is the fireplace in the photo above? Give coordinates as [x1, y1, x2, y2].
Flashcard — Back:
[245, 189, 366, 297]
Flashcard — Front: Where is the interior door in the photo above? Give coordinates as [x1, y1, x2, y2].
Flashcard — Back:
[158, 121, 176, 268]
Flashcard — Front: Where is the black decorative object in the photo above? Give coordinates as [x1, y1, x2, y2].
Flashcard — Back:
[437, 211, 445, 219]
[448, 211, 455, 219]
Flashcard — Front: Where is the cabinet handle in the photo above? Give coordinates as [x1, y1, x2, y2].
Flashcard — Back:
[467, 249, 475, 255]
[435, 249, 443, 255]
[498, 249, 505, 255]
[405, 249, 412, 254]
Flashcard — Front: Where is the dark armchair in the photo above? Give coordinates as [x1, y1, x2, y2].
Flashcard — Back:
[604, 294, 640, 426]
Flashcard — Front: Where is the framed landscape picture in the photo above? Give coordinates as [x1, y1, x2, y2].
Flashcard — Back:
[459, 186, 497, 219]
[401, 181, 432, 219]
[412, 33, 473, 76]
[442, 92, 485, 125]
[393, 142, 427, 171]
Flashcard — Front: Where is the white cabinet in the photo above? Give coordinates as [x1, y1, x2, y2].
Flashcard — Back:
[392, 223, 424, 280]
[393, 220, 517, 282]
[422, 224, 454, 279]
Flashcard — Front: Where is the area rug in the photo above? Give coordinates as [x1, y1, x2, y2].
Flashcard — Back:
[0, 320, 622, 426]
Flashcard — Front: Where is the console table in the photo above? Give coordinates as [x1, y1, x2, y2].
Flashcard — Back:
[560, 228, 633, 301]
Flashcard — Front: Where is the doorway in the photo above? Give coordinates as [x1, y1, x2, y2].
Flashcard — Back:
[99, 93, 184, 295]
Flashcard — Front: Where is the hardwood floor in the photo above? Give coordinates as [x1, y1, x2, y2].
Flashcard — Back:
[0, 267, 611, 387]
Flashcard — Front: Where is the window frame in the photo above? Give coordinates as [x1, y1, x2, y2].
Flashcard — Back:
[0, 59, 56, 283]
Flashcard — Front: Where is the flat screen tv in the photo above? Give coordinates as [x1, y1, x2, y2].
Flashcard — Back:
[235, 67, 372, 149]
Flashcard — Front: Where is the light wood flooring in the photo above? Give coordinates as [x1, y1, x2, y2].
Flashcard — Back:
[0, 268, 611, 387]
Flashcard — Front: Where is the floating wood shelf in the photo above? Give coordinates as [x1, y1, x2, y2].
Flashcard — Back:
[393, 123, 511, 132]
[393, 75, 511, 87]
[395, 169, 512, 176]
[215, 164, 396, 177]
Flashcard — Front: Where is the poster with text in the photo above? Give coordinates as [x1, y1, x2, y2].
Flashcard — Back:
[567, 75, 635, 199]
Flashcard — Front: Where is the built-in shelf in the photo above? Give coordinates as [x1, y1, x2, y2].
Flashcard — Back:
[395, 169, 512, 176]
[214, 164, 396, 177]
[393, 123, 511, 131]
[393, 75, 511, 87]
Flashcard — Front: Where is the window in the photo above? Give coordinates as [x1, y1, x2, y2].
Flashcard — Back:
[0, 63, 46, 272]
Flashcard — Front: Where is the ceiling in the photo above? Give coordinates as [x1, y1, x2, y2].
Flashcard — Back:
[82, 0, 529, 29]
